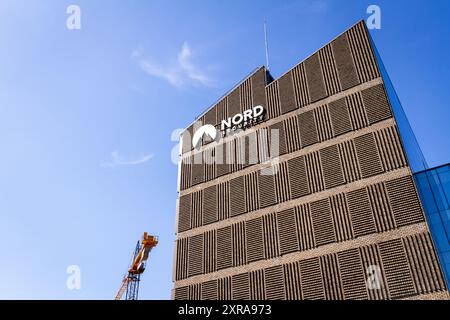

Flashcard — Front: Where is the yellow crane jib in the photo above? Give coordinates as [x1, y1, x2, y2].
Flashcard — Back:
[115, 232, 158, 300]
[129, 232, 158, 275]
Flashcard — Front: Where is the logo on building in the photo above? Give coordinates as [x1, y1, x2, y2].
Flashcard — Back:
[192, 124, 218, 149]
[221, 105, 266, 132]
[191, 105, 266, 148]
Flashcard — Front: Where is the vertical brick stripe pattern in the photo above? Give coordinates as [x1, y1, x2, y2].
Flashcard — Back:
[174, 21, 446, 300]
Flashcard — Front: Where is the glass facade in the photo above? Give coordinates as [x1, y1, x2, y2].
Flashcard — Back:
[369, 35, 428, 173]
[414, 164, 450, 286]
[369, 31, 449, 288]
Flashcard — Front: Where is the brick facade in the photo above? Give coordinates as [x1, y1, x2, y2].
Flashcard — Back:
[173, 21, 448, 300]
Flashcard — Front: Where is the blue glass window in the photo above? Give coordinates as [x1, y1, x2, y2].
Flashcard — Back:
[414, 164, 450, 287]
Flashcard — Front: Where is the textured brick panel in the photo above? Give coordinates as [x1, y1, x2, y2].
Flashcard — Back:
[305, 151, 324, 193]
[314, 104, 333, 142]
[174, 286, 189, 300]
[284, 262, 302, 299]
[178, 194, 191, 233]
[263, 213, 279, 259]
[252, 68, 267, 108]
[367, 183, 396, 233]
[265, 81, 281, 119]
[217, 226, 233, 270]
[385, 176, 425, 227]
[218, 182, 229, 221]
[181, 125, 193, 154]
[379, 239, 417, 299]
[264, 265, 286, 300]
[241, 132, 259, 168]
[201, 280, 218, 300]
[244, 172, 259, 212]
[320, 144, 345, 189]
[305, 53, 327, 103]
[191, 156, 205, 185]
[277, 208, 299, 255]
[329, 97, 352, 136]
[288, 156, 310, 199]
[338, 140, 361, 183]
[274, 162, 291, 203]
[374, 126, 406, 172]
[240, 78, 253, 111]
[338, 249, 368, 300]
[360, 244, 389, 300]
[332, 33, 360, 90]
[330, 193, 353, 242]
[278, 71, 297, 114]
[258, 128, 270, 163]
[180, 157, 191, 190]
[346, 21, 380, 83]
[203, 107, 216, 127]
[227, 87, 241, 118]
[229, 176, 246, 216]
[321, 254, 344, 300]
[346, 92, 368, 130]
[215, 142, 231, 178]
[292, 63, 310, 107]
[361, 84, 392, 124]
[258, 171, 277, 208]
[203, 148, 215, 180]
[347, 188, 376, 237]
[232, 222, 247, 267]
[319, 44, 341, 96]
[269, 121, 287, 156]
[310, 199, 336, 247]
[300, 258, 325, 300]
[298, 110, 318, 147]
[403, 233, 447, 295]
[216, 98, 228, 125]
[232, 273, 250, 300]
[250, 270, 266, 300]
[202, 185, 217, 225]
[190, 191, 203, 229]
[284, 116, 301, 153]
[175, 238, 188, 280]
[245, 217, 265, 262]
[188, 234, 204, 277]
[203, 230, 216, 274]
[188, 284, 202, 300]
[354, 133, 383, 178]
[296, 205, 315, 251]
[218, 277, 232, 300]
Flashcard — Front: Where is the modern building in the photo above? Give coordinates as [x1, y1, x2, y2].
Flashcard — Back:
[172, 20, 450, 300]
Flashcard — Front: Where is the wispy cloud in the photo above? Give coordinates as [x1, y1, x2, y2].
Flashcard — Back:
[101, 150, 154, 168]
[132, 42, 214, 88]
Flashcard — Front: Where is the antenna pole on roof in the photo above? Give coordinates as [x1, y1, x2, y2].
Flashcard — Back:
[264, 20, 270, 71]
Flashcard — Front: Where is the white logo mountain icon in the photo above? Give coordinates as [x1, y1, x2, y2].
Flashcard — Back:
[192, 125, 218, 149]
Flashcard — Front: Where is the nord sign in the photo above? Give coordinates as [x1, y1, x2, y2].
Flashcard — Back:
[220, 105, 266, 132]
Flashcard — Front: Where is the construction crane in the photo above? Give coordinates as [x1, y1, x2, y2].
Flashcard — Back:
[115, 232, 158, 300]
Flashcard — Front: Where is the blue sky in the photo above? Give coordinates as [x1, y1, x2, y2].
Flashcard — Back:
[0, 0, 449, 299]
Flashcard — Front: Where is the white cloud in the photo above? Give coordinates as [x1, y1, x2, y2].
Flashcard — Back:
[101, 150, 154, 168]
[132, 42, 214, 88]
